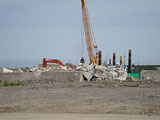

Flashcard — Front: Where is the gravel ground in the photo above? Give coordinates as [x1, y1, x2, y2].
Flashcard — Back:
[0, 80, 160, 115]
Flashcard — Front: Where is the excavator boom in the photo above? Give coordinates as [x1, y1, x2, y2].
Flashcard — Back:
[43, 58, 75, 69]
[43, 58, 64, 68]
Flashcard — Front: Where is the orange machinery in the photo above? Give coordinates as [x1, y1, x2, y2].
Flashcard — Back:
[43, 58, 64, 68]
[81, 0, 100, 64]
[43, 58, 75, 69]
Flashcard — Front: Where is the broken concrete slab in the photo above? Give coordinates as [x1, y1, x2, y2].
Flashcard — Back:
[95, 65, 106, 72]
[83, 72, 93, 81]
[116, 71, 128, 81]
[86, 64, 94, 72]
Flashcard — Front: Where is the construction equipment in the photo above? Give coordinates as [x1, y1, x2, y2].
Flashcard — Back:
[43, 58, 64, 68]
[128, 50, 132, 73]
[98, 51, 102, 65]
[43, 58, 75, 69]
[113, 53, 116, 66]
[120, 56, 123, 65]
[81, 0, 100, 64]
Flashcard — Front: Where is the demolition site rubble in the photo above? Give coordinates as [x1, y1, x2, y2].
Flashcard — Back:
[76, 63, 128, 81]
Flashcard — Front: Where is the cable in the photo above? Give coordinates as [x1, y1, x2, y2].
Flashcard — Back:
[86, 8, 98, 54]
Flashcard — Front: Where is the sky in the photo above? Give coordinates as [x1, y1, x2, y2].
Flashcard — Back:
[0, 0, 160, 68]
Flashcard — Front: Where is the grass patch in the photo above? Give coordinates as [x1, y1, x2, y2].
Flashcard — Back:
[67, 77, 76, 82]
[3, 81, 24, 86]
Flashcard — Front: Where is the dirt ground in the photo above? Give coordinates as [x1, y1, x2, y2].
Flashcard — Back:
[0, 80, 160, 116]
[0, 113, 160, 120]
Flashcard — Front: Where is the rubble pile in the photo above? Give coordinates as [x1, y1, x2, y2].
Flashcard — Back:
[29, 65, 71, 72]
[29, 65, 74, 77]
[0, 65, 73, 74]
[30, 62, 76, 73]
[0, 67, 13, 73]
[11, 68, 25, 73]
[76, 63, 128, 81]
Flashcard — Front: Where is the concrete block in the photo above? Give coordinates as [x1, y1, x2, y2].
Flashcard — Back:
[86, 64, 94, 72]
[117, 71, 128, 81]
[83, 72, 92, 81]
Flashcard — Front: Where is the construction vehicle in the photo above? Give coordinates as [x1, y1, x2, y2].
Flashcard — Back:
[43, 58, 64, 68]
[43, 58, 75, 69]
[43, 0, 101, 67]
[81, 0, 101, 65]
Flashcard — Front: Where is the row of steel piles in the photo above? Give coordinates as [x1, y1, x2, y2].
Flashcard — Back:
[112, 50, 132, 73]
[112, 53, 123, 66]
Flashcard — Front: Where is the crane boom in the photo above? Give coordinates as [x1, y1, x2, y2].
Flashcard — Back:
[81, 0, 96, 64]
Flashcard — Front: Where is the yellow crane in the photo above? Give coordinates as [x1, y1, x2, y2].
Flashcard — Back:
[81, 0, 100, 64]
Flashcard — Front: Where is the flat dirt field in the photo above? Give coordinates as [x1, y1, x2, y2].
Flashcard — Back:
[0, 80, 160, 119]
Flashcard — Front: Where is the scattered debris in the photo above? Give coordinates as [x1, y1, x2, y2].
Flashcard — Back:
[0, 67, 13, 73]
[123, 81, 139, 87]
[29, 65, 74, 77]
[126, 77, 138, 82]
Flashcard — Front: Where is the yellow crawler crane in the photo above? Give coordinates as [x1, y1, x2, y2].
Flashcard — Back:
[81, 0, 99, 64]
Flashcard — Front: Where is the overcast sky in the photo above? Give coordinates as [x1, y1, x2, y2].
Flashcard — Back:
[0, 0, 160, 68]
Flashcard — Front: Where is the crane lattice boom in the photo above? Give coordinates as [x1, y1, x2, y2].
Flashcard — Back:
[81, 0, 96, 64]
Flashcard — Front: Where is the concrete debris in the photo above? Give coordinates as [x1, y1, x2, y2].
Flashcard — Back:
[116, 71, 128, 81]
[0, 64, 73, 74]
[29, 65, 73, 77]
[76, 63, 127, 81]
[30, 67, 40, 72]
[0, 67, 13, 73]
[83, 72, 92, 81]
[30, 65, 69, 72]
[34, 70, 42, 77]
[17, 68, 24, 72]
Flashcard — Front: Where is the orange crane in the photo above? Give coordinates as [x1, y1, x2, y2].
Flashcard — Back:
[81, 0, 100, 64]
